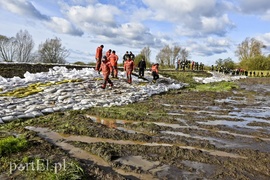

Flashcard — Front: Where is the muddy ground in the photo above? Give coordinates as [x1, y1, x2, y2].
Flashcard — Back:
[0, 75, 270, 180]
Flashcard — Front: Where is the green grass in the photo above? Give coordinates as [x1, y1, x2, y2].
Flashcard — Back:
[191, 81, 238, 92]
[160, 70, 212, 88]
[247, 70, 270, 77]
[0, 136, 28, 156]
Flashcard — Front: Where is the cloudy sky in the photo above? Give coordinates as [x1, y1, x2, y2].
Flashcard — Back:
[1, 0, 270, 66]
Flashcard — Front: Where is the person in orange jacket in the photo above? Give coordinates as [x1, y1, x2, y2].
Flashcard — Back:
[108, 50, 119, 78]
[124, 56, 134, 84]
[106, 49, 111, 59]
[95, 45, 104, 71]
[99, 56, 113, 89]
[151, 63, 159, 82]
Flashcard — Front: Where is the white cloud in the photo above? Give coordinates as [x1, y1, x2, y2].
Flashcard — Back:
[45, 17, 83, 36]
[201, 14, 235, 36]
[64, 4, 120, 29]
[239, 0, 270, 14]
[143, 0, 216, 21]
[256, 33, 270, 54]
[185, 37, 231, 57]
[0, 0, 49, 20]
[142, 0, 235, 37]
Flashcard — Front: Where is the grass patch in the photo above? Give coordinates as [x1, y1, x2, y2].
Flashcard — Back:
[160, 70, 212, 88]
[0, 136, 28, 156]
[247, 70, 270, 77]
[85, 100, 168, 122]
[191, 81, 238, 92]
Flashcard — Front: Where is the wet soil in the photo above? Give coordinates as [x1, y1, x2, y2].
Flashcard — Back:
[1, 76, 270, 179]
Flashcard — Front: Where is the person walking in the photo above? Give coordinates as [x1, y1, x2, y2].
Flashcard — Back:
[95, 45, 104, 71]
[138, 58, 146, 78]
[151, 63, 159, 83]
[124, 56, 134, 84]
[108, 50, 119, 78]
[99, 56, 113, 89]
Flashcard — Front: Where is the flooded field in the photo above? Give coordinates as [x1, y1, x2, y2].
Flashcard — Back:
[0, 76, 270, 179]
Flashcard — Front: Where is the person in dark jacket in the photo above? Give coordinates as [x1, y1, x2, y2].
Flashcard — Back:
[122, 51, 130, 65]
[129, 51, 135, 61]
[138, 58, 146, 78]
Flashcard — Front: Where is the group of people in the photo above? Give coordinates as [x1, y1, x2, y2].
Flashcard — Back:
[175, 59, 204, 71]
[95, 45, 159, 89]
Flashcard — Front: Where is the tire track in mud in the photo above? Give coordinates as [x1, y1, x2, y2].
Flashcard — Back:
[25, 126, 156, 180]
[86, 114, 270, 150]
[25, 126, 248, 179]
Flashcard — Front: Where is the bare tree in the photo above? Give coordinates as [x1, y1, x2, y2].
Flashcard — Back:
[172, 46, 181, 64]
[156, 45, 189, 67]
[38, 37, 69, 64]
[0, 36, 17, 62]
[179, 48, 189, 62]
[140, 46, 151, 63]
[156, 45, 172, 66]
[15, 30, 34, 62]
[235, 37, 266, 62]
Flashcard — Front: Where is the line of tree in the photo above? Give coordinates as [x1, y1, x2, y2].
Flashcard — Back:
[215, 57, 236, 70]
[133, 46, 152, 68]
[235, 37, 269, 70]
[0, 30, 69, 64]
[155, 45, 189, 67]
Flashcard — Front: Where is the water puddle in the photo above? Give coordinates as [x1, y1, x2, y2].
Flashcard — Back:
[182, 160, 217, 177]
[113, 156, 206, 179]
[158, 122, 270, 142]
[217, 130, 270, 141]
[113, 156, 160, 171]
[215, 97, 247, 105]
[85, 115, 145, 134]
[86, 115, 184, 133]
[153, 122, 182, 129]
[229, 108, 270, 119]
[161, 130, 240, 148]
[198, 118, 269, 129]
[197, 119, 248, 127]
[167, 112, 185, 116]
[115, 127, 141, 134]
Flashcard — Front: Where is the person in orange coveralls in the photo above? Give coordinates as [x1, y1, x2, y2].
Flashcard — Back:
[124, 56, 134, 84]
[106, 49, 111, 59]
[99, 56, 113, 89]
[95, 45, 104, 71]
[151, 63, 159, 83]
[108, 50, 119, 78]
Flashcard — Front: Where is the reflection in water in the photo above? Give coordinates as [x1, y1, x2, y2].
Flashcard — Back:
[86, 115, 143, 134]
[93, 116, 117, 129]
